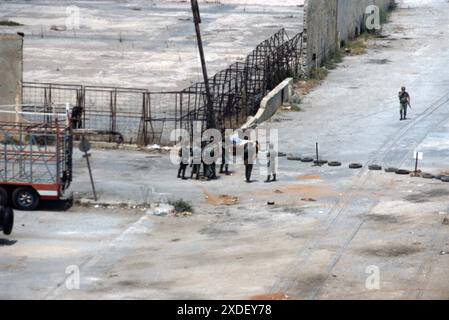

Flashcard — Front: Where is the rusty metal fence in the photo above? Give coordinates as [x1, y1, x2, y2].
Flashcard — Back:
[22, 29, 304, 145]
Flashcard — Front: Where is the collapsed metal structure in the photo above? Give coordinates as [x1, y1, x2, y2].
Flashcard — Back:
[22, 29, 304, 145]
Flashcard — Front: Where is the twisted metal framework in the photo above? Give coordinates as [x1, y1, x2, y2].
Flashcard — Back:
[22, 29, 304, 145]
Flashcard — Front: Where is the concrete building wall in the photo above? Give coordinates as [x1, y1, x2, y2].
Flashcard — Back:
[0, 33, 23, 122]
[303, 0, 395, 70]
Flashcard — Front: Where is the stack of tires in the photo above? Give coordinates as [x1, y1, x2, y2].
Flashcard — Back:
[0, 194, 14, 236]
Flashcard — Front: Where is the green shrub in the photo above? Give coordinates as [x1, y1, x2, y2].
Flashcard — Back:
[169, 199, 194, 213]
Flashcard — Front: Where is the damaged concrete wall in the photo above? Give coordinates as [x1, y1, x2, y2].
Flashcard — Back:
[0, 33, 23, 122]
[303, 0, 395, 71]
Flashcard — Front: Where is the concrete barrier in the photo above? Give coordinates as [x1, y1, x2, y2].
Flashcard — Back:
[242, 77, 293, 129]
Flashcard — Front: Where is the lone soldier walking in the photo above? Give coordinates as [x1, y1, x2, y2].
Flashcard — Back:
[398, 86, 411, 121]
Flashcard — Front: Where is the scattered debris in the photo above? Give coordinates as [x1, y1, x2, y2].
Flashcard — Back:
[174, 211, 192, 218]
[301, 198, 317, 202]
[267, 201, 276, 206]
[442, 217, 449, 226]
[147, 203, 174, 217]
[440, 251, 448, 256]
[410, 170, 422, 177]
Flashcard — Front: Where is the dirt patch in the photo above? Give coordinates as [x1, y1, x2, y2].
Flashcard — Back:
[203, 190, 239, 206]
[359, 245, 421, 258]
[250, 293, 290, 300]
[297, 175, 321, 181]
[405, 189, 449, 203]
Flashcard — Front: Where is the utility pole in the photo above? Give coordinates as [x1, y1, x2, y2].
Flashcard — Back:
[190, 0, 216, 129]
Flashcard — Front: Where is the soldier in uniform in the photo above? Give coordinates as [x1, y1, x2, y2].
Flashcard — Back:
[71, 105, 83, 129]
[177, 139, 189, 180]
[398, 86, 411, 121]
[220, 130, 230, 175]
[265, 143, 277, 183]
[243, 137, 256, 183]
[190, 144, 202, 180]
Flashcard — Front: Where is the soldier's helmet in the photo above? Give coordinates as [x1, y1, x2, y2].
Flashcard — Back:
[401, 86, 406, 91]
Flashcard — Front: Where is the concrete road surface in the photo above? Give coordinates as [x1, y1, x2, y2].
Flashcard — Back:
[1, 0, 449, 299]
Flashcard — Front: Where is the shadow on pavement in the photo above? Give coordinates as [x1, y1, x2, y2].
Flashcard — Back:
[38, 199, 74, 212]
[0, 239, 17, 246]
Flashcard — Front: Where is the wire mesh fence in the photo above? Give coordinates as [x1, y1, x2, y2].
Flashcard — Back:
[22, 28, 305, 146]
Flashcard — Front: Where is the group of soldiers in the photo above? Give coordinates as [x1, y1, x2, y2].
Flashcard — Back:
[177, 132, 278, 183]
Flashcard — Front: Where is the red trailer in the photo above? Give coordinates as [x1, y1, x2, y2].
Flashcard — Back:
[0, 107, 73, 210]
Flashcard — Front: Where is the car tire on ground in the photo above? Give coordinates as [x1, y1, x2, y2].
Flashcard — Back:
[287, 157, 302, 161]
[278, 152, 287, 157]
[368, 164, 382, 171]
[349, 163, 363, 169]
[328, 161, 342, 167]
[12, 187, 40, 211]
[396, 169, 410, 175]
[441, 176, 449, 183]
[0, 187, 8, 206]
[301, 157, 314, 163]
[314, 160, 328, 165]
[0, 206, 14, 235]
[385, 167, 398, 173]
[422, 173, 435, 179]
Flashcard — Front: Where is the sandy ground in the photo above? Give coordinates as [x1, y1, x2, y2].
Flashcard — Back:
[0, 0, 303, 90]
[1, 0, 449, 300]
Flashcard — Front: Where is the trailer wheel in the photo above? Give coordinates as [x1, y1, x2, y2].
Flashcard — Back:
[1, 206, 14, 235]
[12, 187, 40, 211]
[0, 187, 8, 206]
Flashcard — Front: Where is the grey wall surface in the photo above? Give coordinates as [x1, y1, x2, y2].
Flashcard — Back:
[303, 0, 395, 70]
[0, 33, 23, 122]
